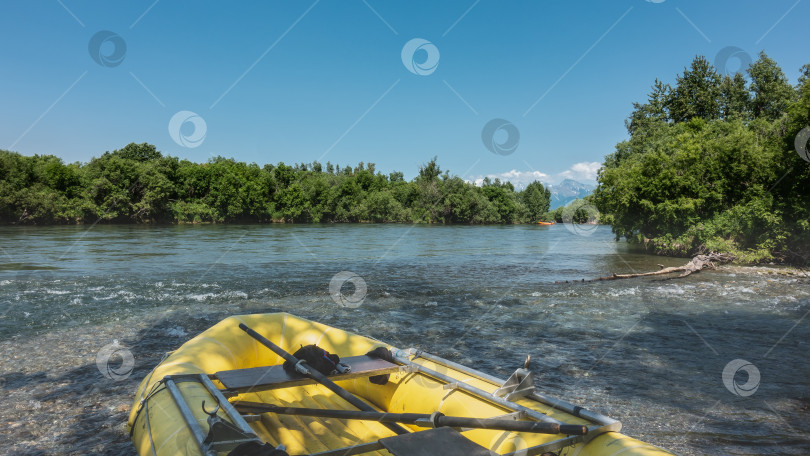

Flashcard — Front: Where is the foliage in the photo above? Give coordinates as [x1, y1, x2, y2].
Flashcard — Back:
[0, 150, 553, 226]
[595, 53, 810, 264]
[748, 52, 796, 120]
[520, 181, 552, 222]
[667, 56, 723, 123]
[545, 196, 610, 225]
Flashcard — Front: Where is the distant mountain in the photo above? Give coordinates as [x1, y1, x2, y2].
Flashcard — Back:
[548, 179, 595, 209]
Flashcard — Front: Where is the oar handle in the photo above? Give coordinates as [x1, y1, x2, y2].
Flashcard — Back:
[559, 424, 590, 435]
[436, 416, 587, 435]
[238, 323, 408, 435]
[233, 402, 589, 435]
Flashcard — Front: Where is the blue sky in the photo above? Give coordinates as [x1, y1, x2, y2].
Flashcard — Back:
[1, 0, 807, 185]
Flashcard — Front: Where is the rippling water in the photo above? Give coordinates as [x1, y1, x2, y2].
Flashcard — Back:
[1, 224, 808, 455]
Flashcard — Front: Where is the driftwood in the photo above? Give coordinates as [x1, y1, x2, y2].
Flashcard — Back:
[556, 253, 735, 284]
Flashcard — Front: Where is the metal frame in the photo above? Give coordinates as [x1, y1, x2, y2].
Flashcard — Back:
[159, 348, 622, 456]
[389, 348, 622, 456]
[164, 377, 211, 456]
[403, 349, 621, 425]
[163, 374, 262, 456]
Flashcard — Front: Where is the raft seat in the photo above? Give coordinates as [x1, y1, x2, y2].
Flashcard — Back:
[215, 355, 400, 392]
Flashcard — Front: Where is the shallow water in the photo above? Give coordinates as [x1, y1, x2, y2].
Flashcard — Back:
[1, 224, 808, 455]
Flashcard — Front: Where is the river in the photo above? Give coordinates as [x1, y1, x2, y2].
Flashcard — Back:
[1, 224, 808, 455]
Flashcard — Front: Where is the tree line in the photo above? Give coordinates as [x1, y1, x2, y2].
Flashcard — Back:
[0, 144, 552, 225]
[593, 52, 810, 263]
[5, 51, 807, 263]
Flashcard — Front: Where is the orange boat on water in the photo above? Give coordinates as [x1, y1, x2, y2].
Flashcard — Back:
[537, 221, 555, 226]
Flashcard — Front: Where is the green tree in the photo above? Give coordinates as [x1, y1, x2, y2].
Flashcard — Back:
[365, 190, 404, 222]
[277, 183, 308, 221]
[417, 157, 441, 182]
[748, 51, 795, 120]
[415, 158, 443, 222]
[719, 73, 751, 120]
[110, 142, 162, 162]
[627, 79, 671, 135]
[303, 173, 335, 222]
[595, 54, 809, 263]
[519, 181, 551, 222]
[667, 56, 723, 123]
[798, 64, 810, 88]
[481, 179, 521, 223]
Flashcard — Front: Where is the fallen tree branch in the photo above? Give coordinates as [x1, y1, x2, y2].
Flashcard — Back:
[556, 253, 736, 284]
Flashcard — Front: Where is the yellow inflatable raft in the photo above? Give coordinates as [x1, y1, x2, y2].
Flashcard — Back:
[128, 313, 673, 456]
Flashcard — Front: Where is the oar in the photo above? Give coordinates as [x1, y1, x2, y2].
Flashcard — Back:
[232, 401, 588, 435]
[238, 323, 408, 435]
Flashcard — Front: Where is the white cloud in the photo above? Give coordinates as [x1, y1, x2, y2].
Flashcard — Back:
[557, 161, 601, 182]
[468, 161, 601, 189]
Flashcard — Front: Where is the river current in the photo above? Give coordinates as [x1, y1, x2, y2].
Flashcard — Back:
[1, 224, 808, 455]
